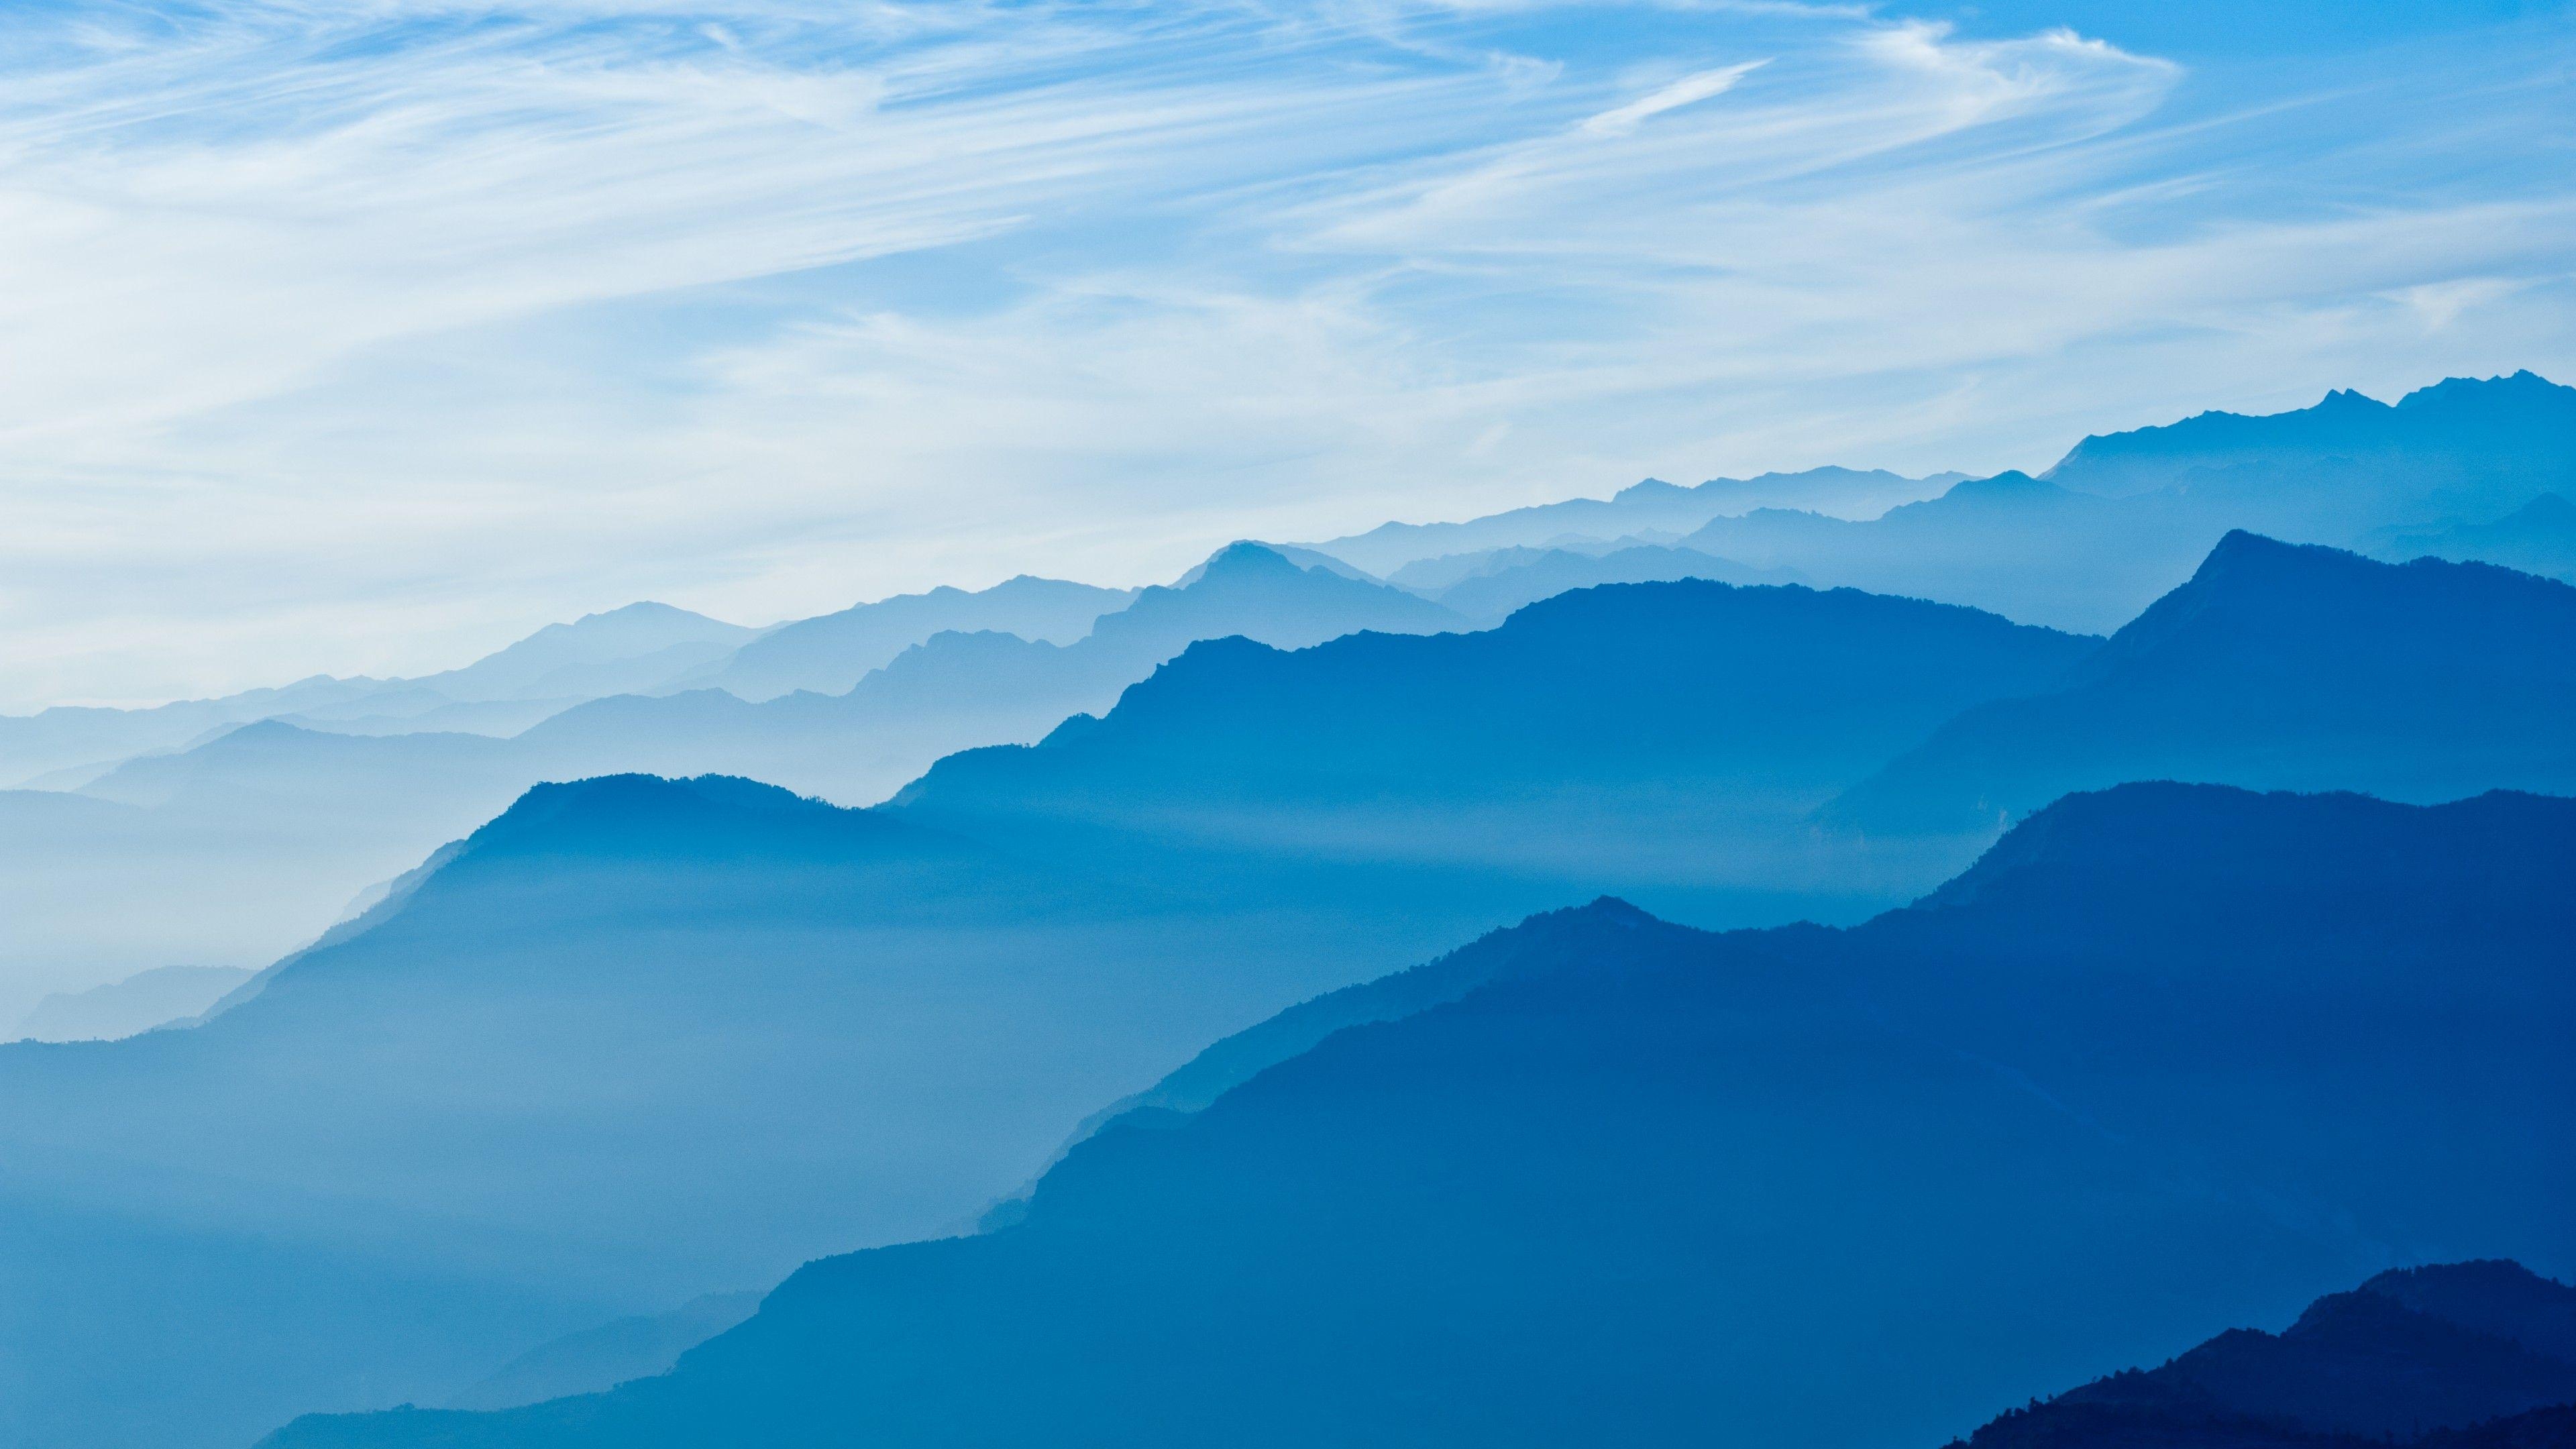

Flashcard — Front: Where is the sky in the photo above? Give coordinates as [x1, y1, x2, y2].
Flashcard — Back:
[2, 0, 2571, 709]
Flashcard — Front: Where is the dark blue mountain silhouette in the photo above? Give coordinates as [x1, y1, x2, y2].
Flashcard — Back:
[1833, 532, 2576, 834]
[1947, 1260, 2576, 1448]
[262, 784, 2576, 1449]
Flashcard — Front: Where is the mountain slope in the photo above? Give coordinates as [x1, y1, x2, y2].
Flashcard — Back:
[265, 784, 2576, 1449]
[1833, 533, 2576, 833]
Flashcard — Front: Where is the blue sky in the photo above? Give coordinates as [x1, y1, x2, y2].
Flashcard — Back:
[2, 0, 2571, 707]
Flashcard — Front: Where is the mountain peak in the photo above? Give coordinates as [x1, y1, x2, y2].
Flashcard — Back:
[456, 773, 867, 865]
[1191, 541, 1303, 582]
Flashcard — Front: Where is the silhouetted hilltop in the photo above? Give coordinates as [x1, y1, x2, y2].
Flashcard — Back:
[1833, 533, 2576, 834]
[264, 784, 2576, 1449]
[1949, 1261, 2576, 1448]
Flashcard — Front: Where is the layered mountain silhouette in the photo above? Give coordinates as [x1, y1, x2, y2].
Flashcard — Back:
[0, 574, 2105, 1448]
[0, 772, 1393, 1449]
[681, 576, 1133, 700]
[1305, 465, 1957, 576]
[264, 784, 2576, 1449]
[1948, 1260, 2576, 1448]
[0, 602, 758, 790]
[1833, 533, 2576, 833]
[890, 576, 2094, 922]
[0, 546, 1465, 1009]
[1417, 542, 1806, 625]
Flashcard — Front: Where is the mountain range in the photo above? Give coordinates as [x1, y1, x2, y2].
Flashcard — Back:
[260, 783, 2576, 1449]
[2, 371, 2572, 1449]
[0, 545, 1458, 1022]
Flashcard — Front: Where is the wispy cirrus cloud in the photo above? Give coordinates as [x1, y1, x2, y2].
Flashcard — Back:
[0, 0, 2570, 707]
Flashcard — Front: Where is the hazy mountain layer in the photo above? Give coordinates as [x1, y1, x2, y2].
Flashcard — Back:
[1426, 543, 1806, 625]
[1305, 465, 1957, 576]
[10, 965, 254, 1043]
[0, 603, 758, 788]
[1678, 373, 2576, 633]
[686, 576, 1134, 701]
[2369, 493, 2576, 584]
[0, 547, 1464, 1011]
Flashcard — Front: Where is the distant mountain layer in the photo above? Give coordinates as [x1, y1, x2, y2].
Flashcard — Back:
[1949, 1260, 2576, 1448]
[2047, 371, 2576, 513]
[688, 576, 1134, 701]
[1832, 533, 2576, 833]
[1424, 543, 1806, 625]
[0, 577, 1137, 787]
[1674, 373, 2576, 632]
[0, 602, 759, 787]
[2370, 493, 2576, 584]
[267, 784, 2576, 1449]
[444, 1293, 765, 1413]
[1305, 465, 1959, 576]
[11, 964, 254, 1043]
[0, 546, 1468, 1016]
